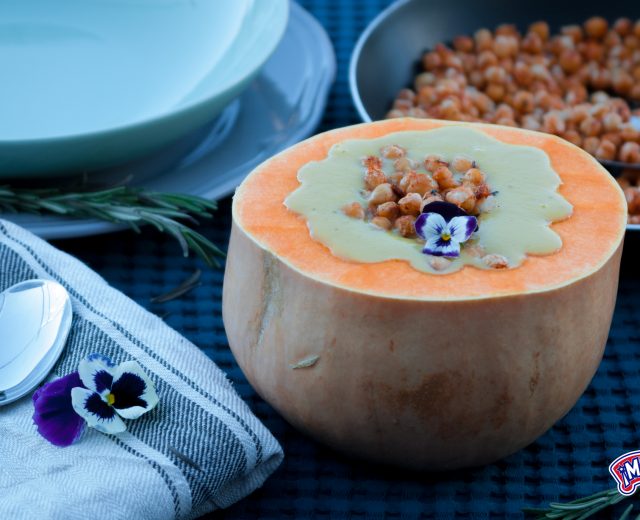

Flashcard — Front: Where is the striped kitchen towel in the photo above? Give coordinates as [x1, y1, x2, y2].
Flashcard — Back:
[0, 219, 283, 520]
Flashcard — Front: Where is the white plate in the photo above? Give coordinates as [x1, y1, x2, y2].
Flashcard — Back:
[2, 2, 335, 239]
[0, 0, 288, 177]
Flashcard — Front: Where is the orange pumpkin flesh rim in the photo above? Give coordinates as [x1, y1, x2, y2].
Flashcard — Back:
[234, 118, 626, 301]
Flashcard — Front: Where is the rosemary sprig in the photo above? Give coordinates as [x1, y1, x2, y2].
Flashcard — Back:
[523, 488, 632, 519]
[0, 185, 224, 267]
[151, 269, 202, 303]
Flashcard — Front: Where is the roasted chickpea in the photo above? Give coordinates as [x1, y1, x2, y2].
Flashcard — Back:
[559, 49, 582, 73]
[397, 193, 422, 216]
[589, 67, 612, 90]
[380, 144, 406, 159]
[395, 215, 417, 238]
[486, 82, 506, 102]
[474, 28, 494, 52]
[542, 111, 566, 134]
[521, 114, 542, 131]
[580, 116, 603, 137]
[562, 130, 583, 147]
[424, 154, 447, 172]
[512, 91, 535, 113]
[614, 18, 633, 36]
[399, 171, 437, 196]
[415, 72, 437, 90]
[483, 254, 509, 269]
[580, 41, 605, 61]
[601, 132, 623, 148]
[454, 35, 474, 53]
[564, 83, 588, 105]
[451, 156, 475, 173]
[386, 109, 407, 119]
[369, 183, 396, 205]
[584, 16, 608, 39]
[421, 194, 444, 211]
[612, 69, 634, 95]
[342, 202, 364, 219]
[370, 216, 392, 231]
[521, 32, 544, 54]
[493, 35, 518, 58]
[630, 84, 640, 101]
[395, 88, 415, 102]
[433, 165, 460, 190]
[477, 50, 499, 69]
[495, 23, 519, 37]
[393, 98, 412, 111]
[388, 170, 405, 186]
[620, 142, 640, 163]
[561, 24, 583, 43]
[363, 155, 382, 172]
[620, 123, 640, 142]
[625, 34, 640, 49]
[394, 157, 416, 172]
[428, 256, 452, 271]
[582, 136, 601, 155]
[463, 167, 486, 185]
[602, 112, 623, 133]
[376, 201, 400, 220]
[422, 51, 442, 70]
[445, 186, 476, 212]
[364, 169, 387, 190]
[407, 107, 428, 118]
[529, 21, 550, 41]
[595, 139, 617, 161]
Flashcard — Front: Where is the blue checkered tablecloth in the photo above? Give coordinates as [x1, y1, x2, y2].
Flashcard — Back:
[52, 1, 640, 518]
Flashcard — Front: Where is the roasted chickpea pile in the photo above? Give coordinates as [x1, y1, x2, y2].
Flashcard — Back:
[618, 170, 640, 223]
[388, 17, 640, 165]
[342, 145, 508, 269]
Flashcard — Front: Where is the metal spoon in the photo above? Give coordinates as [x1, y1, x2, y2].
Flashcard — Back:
[0, 280, 72, 406]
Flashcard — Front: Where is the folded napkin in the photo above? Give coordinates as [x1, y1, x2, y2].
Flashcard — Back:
[0, 219, 283, 519]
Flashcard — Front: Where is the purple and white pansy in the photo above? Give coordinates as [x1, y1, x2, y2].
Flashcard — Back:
[72, 354, 158, 434]
[32, 354, 158, 446]
[415, 204, 477, 258]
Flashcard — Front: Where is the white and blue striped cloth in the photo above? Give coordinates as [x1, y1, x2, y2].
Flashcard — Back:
[0, 219, 283, 519]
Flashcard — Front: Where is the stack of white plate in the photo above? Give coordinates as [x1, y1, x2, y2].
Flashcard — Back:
[1, 0, 335, 238]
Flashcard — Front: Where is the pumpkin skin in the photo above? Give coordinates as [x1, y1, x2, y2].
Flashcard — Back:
[223, 118, 626, 470]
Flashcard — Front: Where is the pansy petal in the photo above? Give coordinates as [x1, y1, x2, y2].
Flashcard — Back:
[448, 216, 478, 243]
[71, 388, 126, 434]
[421, 200, 470, 221]
[111, 361, 158, 420]
[415, 212, 447, 240]
[438, 240, 462, 257]
[33, 372, 86, 447]
[423, 236, 461, 257]
[78, 354, 115, 393]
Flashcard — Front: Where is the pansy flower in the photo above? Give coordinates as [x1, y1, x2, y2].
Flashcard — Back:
[71, 354, 159, 434]
[33, 372, 86, 447]
[415, 204, 477, 258]
[33, 354, 158, 446]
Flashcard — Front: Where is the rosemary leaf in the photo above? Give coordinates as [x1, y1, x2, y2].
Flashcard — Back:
[0, 184, 224, 266]
[619, 504, 634, 520]
[523, 487, 631, 520]
[151, 269, 202, 303]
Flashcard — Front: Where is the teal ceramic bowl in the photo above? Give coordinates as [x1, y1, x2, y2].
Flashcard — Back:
[0, 0, 289, 178]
